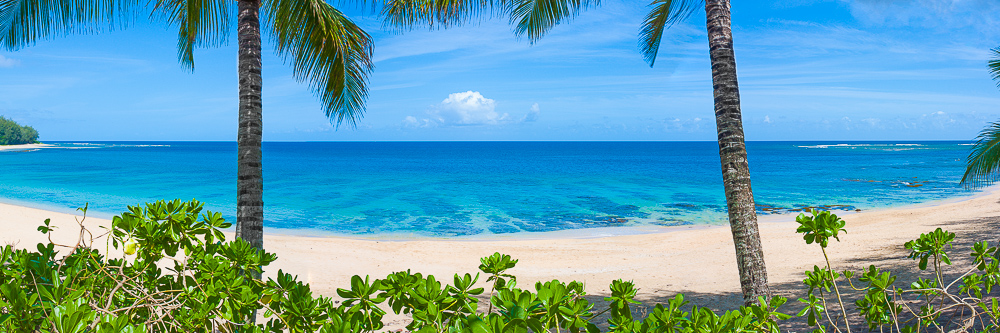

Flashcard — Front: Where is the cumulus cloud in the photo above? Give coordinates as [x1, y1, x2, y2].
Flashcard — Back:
[404, 91, 540, 128]
[763, 115, 772, 124]
[0, 55, 20, 68]
[427, 91, 508, 126]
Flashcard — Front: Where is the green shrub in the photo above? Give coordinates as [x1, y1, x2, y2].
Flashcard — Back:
[6, 199, 1000, 332]
[0, 199, 789, 332]
[794, 210, 1000, 333]
[0, 116, 39, 145]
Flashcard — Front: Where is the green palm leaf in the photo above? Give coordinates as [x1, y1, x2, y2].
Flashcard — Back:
[152, 0, 231, 70]
[963, 47, 1000, 187]
[0, 0, 138, 50]
[266, 0, 374, 126]
[507, 0, 596, 43]
[989, 47, 1000, 87]
[380, 0, 595, 43]
[638, 0, 696, 67]
[381, 0, 488, 30]
[962, 121, 1000, 187]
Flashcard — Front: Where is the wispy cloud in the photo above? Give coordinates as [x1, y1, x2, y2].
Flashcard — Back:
[522, 103, 540, 122]
[0, 55, 19, 68]
[847, 0, 1000, 34]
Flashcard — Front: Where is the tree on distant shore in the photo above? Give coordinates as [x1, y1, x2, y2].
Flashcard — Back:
[0, 116, 39, 145]
[961, 48, 1000, 187]
[382, 0, 771, 305]
[0, 0, 374, 254]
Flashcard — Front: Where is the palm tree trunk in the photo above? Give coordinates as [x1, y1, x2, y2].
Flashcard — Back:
[236, 0, 264, 252]
[704, 0, 770, 306]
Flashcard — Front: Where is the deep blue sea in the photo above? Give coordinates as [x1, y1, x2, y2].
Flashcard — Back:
[0, 141, 979, 238]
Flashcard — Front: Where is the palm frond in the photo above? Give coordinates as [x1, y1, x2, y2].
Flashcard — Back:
[989, 47, 1000, 87]
[381, 0, 489, 31]
[638, 0, 696, 67]
[0, 0, 139, 50]
[152, 0, 231, 70]
[266, 0, 374, 126]
[962, 121, 1000, 187]
[506, 0, 597, 43]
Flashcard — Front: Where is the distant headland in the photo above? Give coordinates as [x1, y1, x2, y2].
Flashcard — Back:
[0, 116, 39, 145]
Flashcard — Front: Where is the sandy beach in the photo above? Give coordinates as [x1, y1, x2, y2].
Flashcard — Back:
[3, 189, 999, 316]
[0, 143, 53, 151]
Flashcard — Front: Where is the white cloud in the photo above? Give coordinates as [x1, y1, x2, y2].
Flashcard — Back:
[428, 91, 509, 126]
[763, 115, 772, 123]
[661, 117, 705, 132]
[405, 91, 544, 128]
[861, 118, 883, 128]
[403, 115, 434, 128]
[522, 103, 540, 122]
[0, 55, 19, 68]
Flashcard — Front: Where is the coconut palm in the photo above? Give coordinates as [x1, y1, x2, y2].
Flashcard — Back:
[0, 0, 374, 252]
[382, 0, 770, 304]
[961, 48, 1000, 187]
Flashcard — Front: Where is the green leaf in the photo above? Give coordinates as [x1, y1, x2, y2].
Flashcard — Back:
[265, 0, 373, 127]
[638, 0, 696, 67]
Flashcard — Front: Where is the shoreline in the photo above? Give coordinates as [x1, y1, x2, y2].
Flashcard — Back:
[3, 187, 1000, 311]
[2, 184, 991, 242]
[0, 143, 53, 151]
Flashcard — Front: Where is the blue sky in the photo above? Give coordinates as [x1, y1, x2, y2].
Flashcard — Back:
[1, 0, 999, 141]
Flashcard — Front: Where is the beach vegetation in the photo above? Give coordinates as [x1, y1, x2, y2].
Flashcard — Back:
[0, 199, 791, 332]
[5, 200, 1000, 332]
[0, 116, 39, 145]
[794, 210, 1000, 333]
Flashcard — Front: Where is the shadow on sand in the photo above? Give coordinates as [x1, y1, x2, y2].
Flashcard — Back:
[567, 214, 1000, 332]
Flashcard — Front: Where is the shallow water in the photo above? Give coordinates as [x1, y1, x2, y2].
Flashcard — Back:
[0, 141, 978, 237]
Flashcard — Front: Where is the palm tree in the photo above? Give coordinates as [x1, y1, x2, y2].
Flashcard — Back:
[0, 0, 374, 252]
[961, 48, 1000, 187]
[644, 0, 771, 306]
[383, 0, 770, 304]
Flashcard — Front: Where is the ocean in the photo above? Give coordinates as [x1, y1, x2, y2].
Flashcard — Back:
[0, 141, 979, 238]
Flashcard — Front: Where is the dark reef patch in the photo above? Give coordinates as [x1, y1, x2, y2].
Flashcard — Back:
[755, 203, 859, 215]
[571, 196, 650, 218]
[488, 222, 521, 234]
[652, 218, 693, 227]
[662, 203, 725, 213]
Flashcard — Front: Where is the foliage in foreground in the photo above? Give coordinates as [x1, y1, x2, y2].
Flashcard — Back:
[2, 200, 1000, 332]
[0, 199, 788, 332]
[0, 116, 38, 145]
[794, 210, 1000, 333]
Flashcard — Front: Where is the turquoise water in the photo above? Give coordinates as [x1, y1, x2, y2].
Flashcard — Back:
[0, 141, 978, 237]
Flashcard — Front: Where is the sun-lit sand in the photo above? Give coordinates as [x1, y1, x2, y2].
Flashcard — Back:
[0, 143, 53, 151]
[3, 188, 999, 314]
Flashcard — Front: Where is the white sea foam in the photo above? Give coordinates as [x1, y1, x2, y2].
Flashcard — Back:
[797, 143, 853, 148]
[109, 145, 170, 148]
[59, 143, 170, 148]
[798, 143, 925, 149]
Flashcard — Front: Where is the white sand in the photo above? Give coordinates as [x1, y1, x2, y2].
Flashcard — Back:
[2, 189, 998, 311]
[0, 143, 53, 151]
